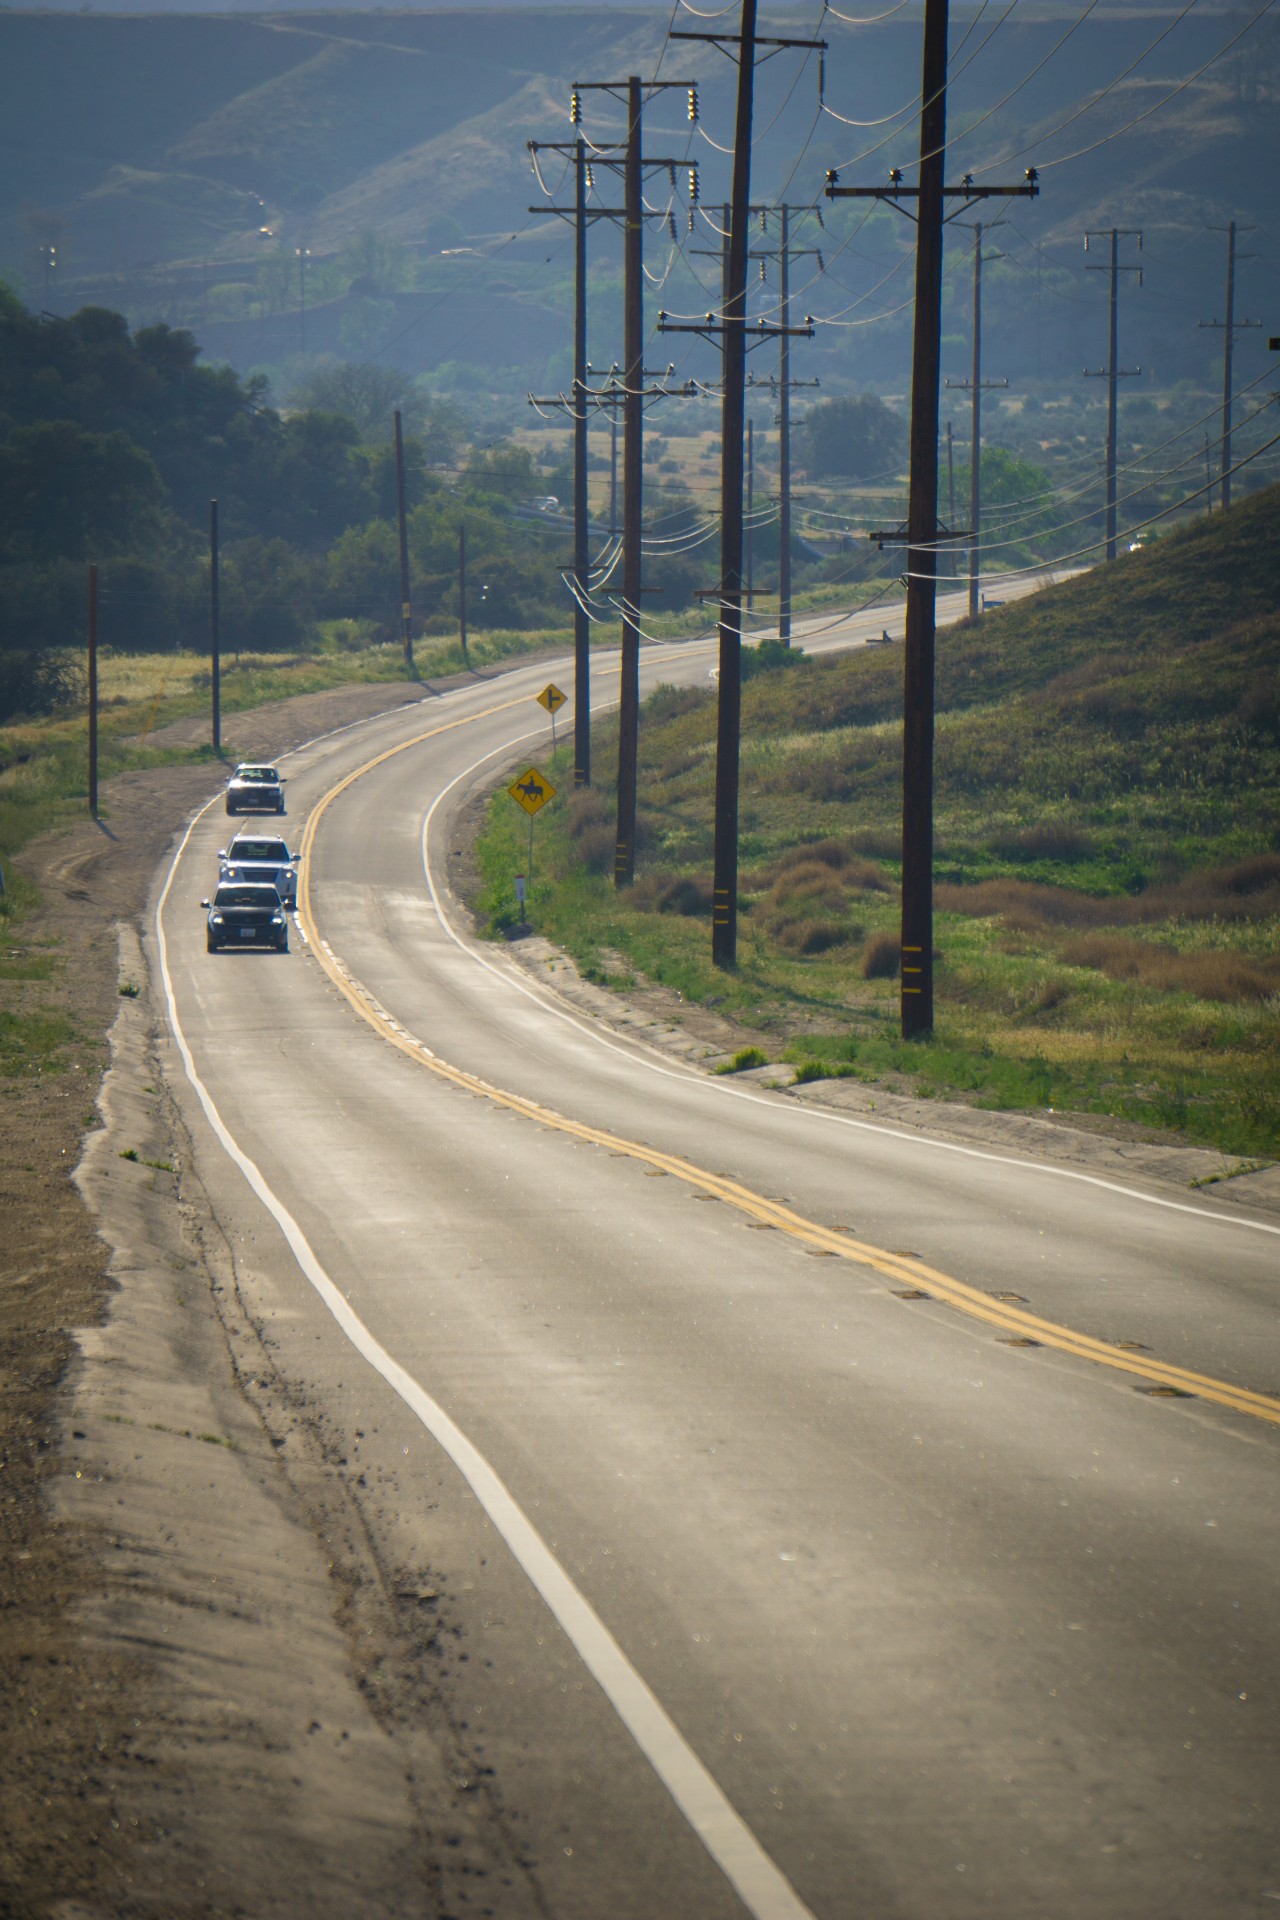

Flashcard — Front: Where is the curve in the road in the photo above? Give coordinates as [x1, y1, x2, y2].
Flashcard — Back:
[158, 790, 820, 1920]
[295, 718, 1280, 1432]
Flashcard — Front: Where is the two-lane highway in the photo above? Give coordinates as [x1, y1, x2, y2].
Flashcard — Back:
[154, 625, 1278, 1920]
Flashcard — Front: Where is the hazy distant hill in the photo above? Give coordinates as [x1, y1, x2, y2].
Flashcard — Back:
[2, 5, 1276, 397]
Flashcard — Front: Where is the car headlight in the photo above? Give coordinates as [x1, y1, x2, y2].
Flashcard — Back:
[272, 912, 284, 925]
[211, 915, 224, 925]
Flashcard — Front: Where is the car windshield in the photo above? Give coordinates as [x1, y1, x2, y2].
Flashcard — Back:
[230, 841, 287, 862]
[235, 767, 277, 784]
[214, 885, 278, 908]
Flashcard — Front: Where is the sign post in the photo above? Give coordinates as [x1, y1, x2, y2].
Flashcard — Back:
[507, 766, 556, 925]
[537, 682, 568, 756]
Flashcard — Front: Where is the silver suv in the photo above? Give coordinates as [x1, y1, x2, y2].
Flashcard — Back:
[218, 835, 300, 909]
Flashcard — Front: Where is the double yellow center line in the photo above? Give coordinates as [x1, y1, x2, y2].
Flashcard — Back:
[297, 702, 1280, 1432]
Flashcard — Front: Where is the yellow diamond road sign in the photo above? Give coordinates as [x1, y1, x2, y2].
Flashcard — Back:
[537, 682, 567, 715]
[508, 767, 556, 816]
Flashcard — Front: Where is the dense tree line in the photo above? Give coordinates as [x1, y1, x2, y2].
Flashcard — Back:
[0, 292, 645, 718]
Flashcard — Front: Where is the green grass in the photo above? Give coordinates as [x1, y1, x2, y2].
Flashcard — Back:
[0, 620, 588, 887]
[468, 486, 1280, 1159]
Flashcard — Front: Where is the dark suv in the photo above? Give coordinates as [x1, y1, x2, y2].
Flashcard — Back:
[203, 883, 289, 953]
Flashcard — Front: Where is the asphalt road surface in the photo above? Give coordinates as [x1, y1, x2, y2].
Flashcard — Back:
[155, 601, 1278, 1920]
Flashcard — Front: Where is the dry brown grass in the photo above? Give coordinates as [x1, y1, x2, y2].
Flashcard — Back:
[938, 854, 1280, 935]
[989, 821, 1095, 864]
[631, 870, 713, 917]
[1058, 933, 1280, 1003]
[861, 930, 900, 979]
[755, 838, 891, 894]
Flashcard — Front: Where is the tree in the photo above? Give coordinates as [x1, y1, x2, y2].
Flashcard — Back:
[795, 394, 905, 482]
[0, 421, 164, 565]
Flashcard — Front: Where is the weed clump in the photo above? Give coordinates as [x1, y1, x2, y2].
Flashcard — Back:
[861, 932, 900, 980]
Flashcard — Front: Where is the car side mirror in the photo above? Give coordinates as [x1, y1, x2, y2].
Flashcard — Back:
[200, 898, 211, 909]
[217, 849, 227, 858]
[290, 852, 302, 862]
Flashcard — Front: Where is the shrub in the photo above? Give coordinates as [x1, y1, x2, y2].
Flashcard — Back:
[716, 1046, 768, 1073]
[0, 648, 84, 722]
[861, 931, 900, 979]
[1060, 933, 1280, 1002]
[989, 821, 1095, 864]
[774, 918, 852, 956]
[631, 871, 713, 917]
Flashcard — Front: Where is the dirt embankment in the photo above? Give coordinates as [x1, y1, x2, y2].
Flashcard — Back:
[1, 680, 452, 1917]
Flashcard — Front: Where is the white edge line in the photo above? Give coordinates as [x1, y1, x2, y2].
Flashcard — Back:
[417, 739, 1280, 1241]
[155, 808, 817, 1920]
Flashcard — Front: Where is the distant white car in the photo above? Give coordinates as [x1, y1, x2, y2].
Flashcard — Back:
[225, 763, 285, 815]
[218, 834, 301, 909]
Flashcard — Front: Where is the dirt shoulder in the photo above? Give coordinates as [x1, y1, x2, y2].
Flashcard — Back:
[0, 677, 452, 1917]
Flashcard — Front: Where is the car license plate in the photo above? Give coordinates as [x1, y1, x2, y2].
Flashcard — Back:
[240, 928, 255, 939]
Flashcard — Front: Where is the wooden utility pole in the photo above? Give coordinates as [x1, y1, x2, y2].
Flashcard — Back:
[210, 500, 221, 755]
[572, 135, 590, 785]
[1084, 228, 1142, 561]
[709, 2, 759, 968]
[667, 5, 824, 966]
[1199, 222, 1259, 512]
[533, 88, 695, 817]
[458, 524, 469, 666]
[827, 0, 1038, 1034]
[946, 221, 1007, 617]
[87, 563, 98, 817]
[778, 206, 795, 642]
[899, 0, 948, 1034]
[615, 73, 644, 885]
[394, 409, 413, 672]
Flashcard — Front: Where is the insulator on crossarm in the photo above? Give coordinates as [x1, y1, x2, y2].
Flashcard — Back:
[570, 90, 581, 125]
[688, 167, 699, 204]
[688, 84, 699, 123]
[668, 214, 678, 242]
[819, 55, 826, 106]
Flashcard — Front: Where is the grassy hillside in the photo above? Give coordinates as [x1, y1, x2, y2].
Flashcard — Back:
[473, 485, 1280, 1156]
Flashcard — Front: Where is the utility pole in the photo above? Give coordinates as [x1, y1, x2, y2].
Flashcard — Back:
[665, 8, 824, 965]
[778, 207, 794, 642]
[700, 204, 822, 643]
[572, 135, 589, 783]
[527, 135, 595, 784]
[618, 73, 644, 886]
[393, 409, 414, 672]
[87, 563, 98, 818]
[1199, 221, 1260, 512]
[610, 413, 618, 539]
[827, 0, 1038, 1036]
[1084, 227, 1143, 561]
[458, 524, 469, 667]
[210, 500, 221, 755]
[532, 86, 694, 828]
[771, 204, 823, 644]
[945, 221, 1007, 618]
[946, 419, 956, 536]
[746, 417, 755, 609]
[296, 246, 310, 354]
